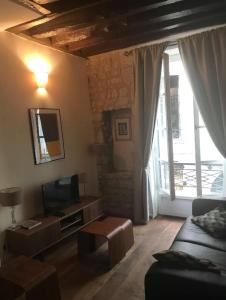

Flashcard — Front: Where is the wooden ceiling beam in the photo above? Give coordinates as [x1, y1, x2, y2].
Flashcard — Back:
[25, 0, 187, 37]
[8, 14, 57, 34]
[51, 21, 127, 46]
[51, 26, 96, 46]
[33, 0, 58, 4]
[51, 2, 226, 49]
[28, 0, 225, 39]
[72, 13, 226, 57]
[10, 0, 223, 36]
[128, 0, 226, 23]
[8, 0, 161, 34]
[127, 2, 226, 29]
[68, 11, 224, 52]
[41, 0, 111, 13]
[8, 0, 102, 33]
[9, 0, 226, 58]
[31, 17, 124, 39]
[37, 0, 183, 14]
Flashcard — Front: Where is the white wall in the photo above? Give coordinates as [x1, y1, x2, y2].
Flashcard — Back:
[0, 32, 98, 256]
[158, 196, 192, 218]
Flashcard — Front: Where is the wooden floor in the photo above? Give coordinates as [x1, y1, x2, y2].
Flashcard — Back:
[45, 216, 183, 300]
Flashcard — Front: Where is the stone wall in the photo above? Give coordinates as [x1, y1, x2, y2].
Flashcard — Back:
[88, 51, 134, 114]
[101, 172, 134, 219]
[87, 50, 135, 219]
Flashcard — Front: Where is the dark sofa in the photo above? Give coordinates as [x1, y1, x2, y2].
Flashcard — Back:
[145, 198, 226, 299]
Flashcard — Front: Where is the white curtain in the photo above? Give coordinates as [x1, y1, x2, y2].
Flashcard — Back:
[148, 131, 161, 218]
[133, 43, 167, 224]
[178, 26, 226, 158]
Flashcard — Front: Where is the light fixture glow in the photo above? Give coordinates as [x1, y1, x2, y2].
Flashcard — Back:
[26, 56, 51, 73]
[34, 71, 48, 88]
[37, 87, 48, 96]
[25, 56, 51, 91]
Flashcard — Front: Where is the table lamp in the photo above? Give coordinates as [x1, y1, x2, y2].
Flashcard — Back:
[0, 187, 22, 229]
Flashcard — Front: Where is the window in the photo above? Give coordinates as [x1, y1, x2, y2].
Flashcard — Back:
[154, 46, 224, 199]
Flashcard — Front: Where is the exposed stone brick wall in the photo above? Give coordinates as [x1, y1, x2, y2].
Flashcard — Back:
[87, 50, 135, 220]
[88, 51, 134, 112]
[101, 172, 134, 219]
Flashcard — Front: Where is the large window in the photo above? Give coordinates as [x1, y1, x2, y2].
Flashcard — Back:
[155, 46, 224, 199]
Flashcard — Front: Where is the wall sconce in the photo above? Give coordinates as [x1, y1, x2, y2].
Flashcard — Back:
[34, 71, 48, 89]
[25, 56, 50, 93]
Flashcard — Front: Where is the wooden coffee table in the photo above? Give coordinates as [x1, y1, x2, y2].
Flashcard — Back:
[78, 217, 134, 268]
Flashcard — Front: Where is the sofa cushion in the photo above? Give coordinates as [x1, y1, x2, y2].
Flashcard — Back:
[175, 217, 226, 252]
[153, 250, 221, 273]
[192, 206, 226, 238]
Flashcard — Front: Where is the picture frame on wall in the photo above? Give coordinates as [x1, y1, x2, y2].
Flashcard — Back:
[114, 117, 131, 141]
[29, 108, 65, 164]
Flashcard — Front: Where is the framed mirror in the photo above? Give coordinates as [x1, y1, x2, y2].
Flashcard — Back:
[29, 108, 65, 164]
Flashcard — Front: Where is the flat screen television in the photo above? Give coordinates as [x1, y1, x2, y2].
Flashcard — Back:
[42, 174, 80, 215]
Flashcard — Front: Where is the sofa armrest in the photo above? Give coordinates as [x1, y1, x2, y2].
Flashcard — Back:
[145, 262, 226, 300]
[192, 197, 226, 216]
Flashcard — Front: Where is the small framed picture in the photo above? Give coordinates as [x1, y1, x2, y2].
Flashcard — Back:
[114, 117, 131, 141]
[29, 108, 65, 164]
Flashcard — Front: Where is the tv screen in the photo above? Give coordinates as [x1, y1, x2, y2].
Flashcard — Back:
[42, 174, 80, 214]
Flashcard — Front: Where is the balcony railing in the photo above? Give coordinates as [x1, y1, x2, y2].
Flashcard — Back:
[160, 160, 223, 195]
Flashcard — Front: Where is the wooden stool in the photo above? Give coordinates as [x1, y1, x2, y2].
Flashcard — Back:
[0, 276, 25, 300]
[0, 256, 61, 300]
[78, 217, 134, 268]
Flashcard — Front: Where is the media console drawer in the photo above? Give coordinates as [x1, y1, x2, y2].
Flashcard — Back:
[83, 199, 104, 223]
[6, 220, 60, 257]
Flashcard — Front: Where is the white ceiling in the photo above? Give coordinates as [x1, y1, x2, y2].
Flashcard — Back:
[0, 0, 41, 32]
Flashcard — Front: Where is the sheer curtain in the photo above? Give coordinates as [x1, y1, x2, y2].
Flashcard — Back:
[178, 26, 226, 159]
[133, 43, 167, 223]
[148, 131, 161, 218]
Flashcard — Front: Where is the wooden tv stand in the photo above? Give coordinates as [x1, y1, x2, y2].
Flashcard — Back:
[6, 196, 104, 257]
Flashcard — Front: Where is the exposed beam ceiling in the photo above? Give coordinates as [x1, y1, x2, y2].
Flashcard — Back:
[7, 0, 226, 57]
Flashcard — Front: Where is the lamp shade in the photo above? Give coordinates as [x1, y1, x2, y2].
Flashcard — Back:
[0, 187, 22, 207]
